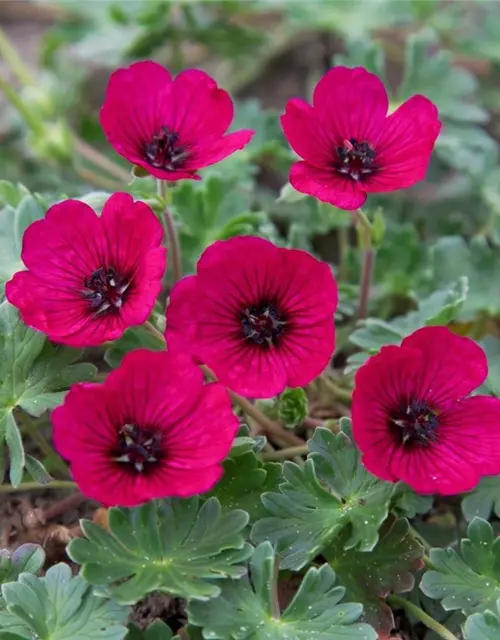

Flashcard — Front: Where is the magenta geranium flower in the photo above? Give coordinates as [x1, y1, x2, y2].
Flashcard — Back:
[52, 349, 239, 507]
[100, 61, 255, 181]
[166, 236, 338, 398]
[352, 326, 500, 495]
[6, 193, 165, 347]
[281, 66, 441, 210]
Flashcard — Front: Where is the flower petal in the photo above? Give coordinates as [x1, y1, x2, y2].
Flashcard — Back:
[183, 129, 255, 170]
[280, 98, 334, 166]
[401, 326, 488, 406]
[290, 161, 367, 210]
[100, 61, 173, 163]
[313, 66, 389, 143]
[166, 275, 201, 355]
[367, 95, 441, 191]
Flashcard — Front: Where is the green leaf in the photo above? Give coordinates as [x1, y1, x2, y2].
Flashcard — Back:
[462, 478, 500, 522]
[278, 387, 308, 429]
[126, 620, 179, 640]
[188, 541, 377, 639]
[251, 426, 394, 569]
[207, 439, 281, 522]
[392, 483, 434, 519]
[68, 497, 252, 604]
[420, 518, 500, 615]
[104, 325, 164, 369]
[0, 544, 45, 605]
[430, 237, 500, 320]
[0, 192, 45, 295]
[398, 28, 489, 126]
[325, 518, 424, 633]
[1, 563, 129, 639]
[347, 278, 468, 372]
[24, 455, 52, 485]
[478, 337, 500, 397]
[465, 603, 500, 639]
[4, 413, 23, 487]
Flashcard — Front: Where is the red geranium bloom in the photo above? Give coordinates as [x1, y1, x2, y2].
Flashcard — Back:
[100, 61, 255, 181]
[52, 349, 239, 507]
[166, 236, 338, 398]
[281, 66, 441, 210]
[352, 326, 500, 495]
[6, 193, 165, 347]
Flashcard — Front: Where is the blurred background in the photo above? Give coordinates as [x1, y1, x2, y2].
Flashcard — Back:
[2, 0, 500, 346]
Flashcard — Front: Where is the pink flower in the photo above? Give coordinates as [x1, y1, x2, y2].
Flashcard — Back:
[352, 326, 500, 495]
[52, 349, 239, 507]
[6, 193, 165, 347]
[100, 61, 255, 181]
[166, 236, 338, 398]
[281, 66, 441, 210]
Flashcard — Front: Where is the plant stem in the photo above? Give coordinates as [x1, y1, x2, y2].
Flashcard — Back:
[157, 180, 182, 285]
[357, 248, 376, 320]
[0, 480, 77, 494]
[320, 374, 353, 404]
[200, 364, 305, 447]
[337, 225, 350, 281]
[270, 553, 281, 619]
[144, 320, 166, 346]
[0, 73, 43, 134]
[42, 491, 85, 521]
[409, 524, 432, 553]
[0, 27, 34, 86]
[387, 595, 458, 640]
[75, 164, 122, 191]
[74, 138, 130, 183]
[354, 208, 376, 320]
[262, 445, 309, 461]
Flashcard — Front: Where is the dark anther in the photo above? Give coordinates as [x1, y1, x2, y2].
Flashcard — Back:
[115, 423, 163, 474]
[81, 266, 129, 315]
[336, 138, 376, 181]
[144, 126, 190, 171]
[242, 302, 285, 347]
[389, 400, 440, 447]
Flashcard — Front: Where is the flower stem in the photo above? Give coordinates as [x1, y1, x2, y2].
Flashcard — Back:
[144, 320, 166, 346]
[0, 73, 44, 134]
[0, 27, 34, 86]
[0, 480, 77, 494]
[387, 595, 459, 640]
[354, 209, 375, 320]
[74, 138, 130, 183]
[157, 180, 183, 285]
[270, 553, 281, 619]
[200, 364, 305, 447]
[261, 445, 309, 461]
[320, 374, 353, 404]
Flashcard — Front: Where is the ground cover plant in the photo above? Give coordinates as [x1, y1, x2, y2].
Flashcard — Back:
[2, 1, 500, 639]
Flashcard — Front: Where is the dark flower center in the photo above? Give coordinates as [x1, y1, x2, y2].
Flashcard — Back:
[389, 400, 439, 447]
[82, 267, 129, 315]
[242, 302, 285, 347]
[114, 423, 163, 474]
[144, 126, 190, 171]
[336, 138, 376, 181]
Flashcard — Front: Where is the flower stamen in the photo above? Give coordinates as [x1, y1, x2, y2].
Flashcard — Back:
[336, 138, 376, 181]
[144, 126, 191, 171]
[82, 267, 129, 315]
[389, 400, 439, 447]
[115, 423, 163, 474]
[242, 302, 285, 347]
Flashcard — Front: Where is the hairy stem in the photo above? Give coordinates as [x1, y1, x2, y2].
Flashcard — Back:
[261, 445, 309, 461]
[354, 208, 376, 320]
[320, 374, 353, 404]
[0, 480, 77, 494]
[157, 180, 183, 285]
[42, 491, 85, 522]
[387, 595, 459, 640]
[200, 364, 305, 447]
